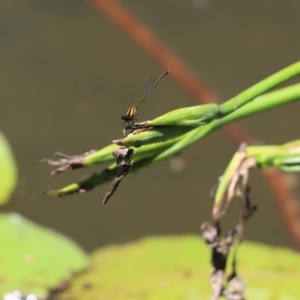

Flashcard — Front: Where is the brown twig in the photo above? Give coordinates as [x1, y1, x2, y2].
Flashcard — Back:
[41, 150, 96, 178]
[202, 184, 256, 299]
[102, 147, 134, 204]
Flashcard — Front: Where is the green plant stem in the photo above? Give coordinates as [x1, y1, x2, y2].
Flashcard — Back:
[46, 66, 300, 196]
[45, 164, 118, 196]
[216, 83, 300, 127]
[218, 61, 300, 116]
[118, 62, 300, 149]
[152, 83, 300, 163]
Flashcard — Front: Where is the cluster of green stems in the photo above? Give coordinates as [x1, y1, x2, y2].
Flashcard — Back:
[46, 61, 300, 197]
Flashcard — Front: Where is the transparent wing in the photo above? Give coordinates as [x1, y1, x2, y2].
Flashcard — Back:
[134, 70, 169, 108]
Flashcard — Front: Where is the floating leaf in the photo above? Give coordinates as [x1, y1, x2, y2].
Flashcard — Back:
[0, 213, 89, 298]
[54, 235, 300, 300]
[0, 132, 17, 205]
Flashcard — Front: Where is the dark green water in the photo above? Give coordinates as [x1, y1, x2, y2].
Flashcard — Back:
[1, 0, 300, 251]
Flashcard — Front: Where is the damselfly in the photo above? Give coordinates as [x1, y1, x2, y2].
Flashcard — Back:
[121, 70, 169, 134]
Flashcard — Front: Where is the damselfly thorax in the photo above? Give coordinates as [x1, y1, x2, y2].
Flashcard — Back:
[121, 106, 138, 123]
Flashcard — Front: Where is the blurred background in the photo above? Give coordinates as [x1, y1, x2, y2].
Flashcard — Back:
[1, 0, 300, 252]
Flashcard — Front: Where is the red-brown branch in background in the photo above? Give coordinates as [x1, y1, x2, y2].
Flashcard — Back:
[89, 0, 300, 250]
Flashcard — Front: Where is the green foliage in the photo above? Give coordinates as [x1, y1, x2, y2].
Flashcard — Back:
[247, 139, 300, 171]
[0, 213, 89, 298]
[214, 140, 300, 212]
[43, 62, 300, 197]
[55, 235, 300, 300]
[0, 131, 17, 205]
[0, 132, 88, 297]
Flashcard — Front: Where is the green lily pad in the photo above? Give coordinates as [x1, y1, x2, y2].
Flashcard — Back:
[0, 132, 17, 205]
[55, 235, 300, 300]
[0, 213, 89, 298]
